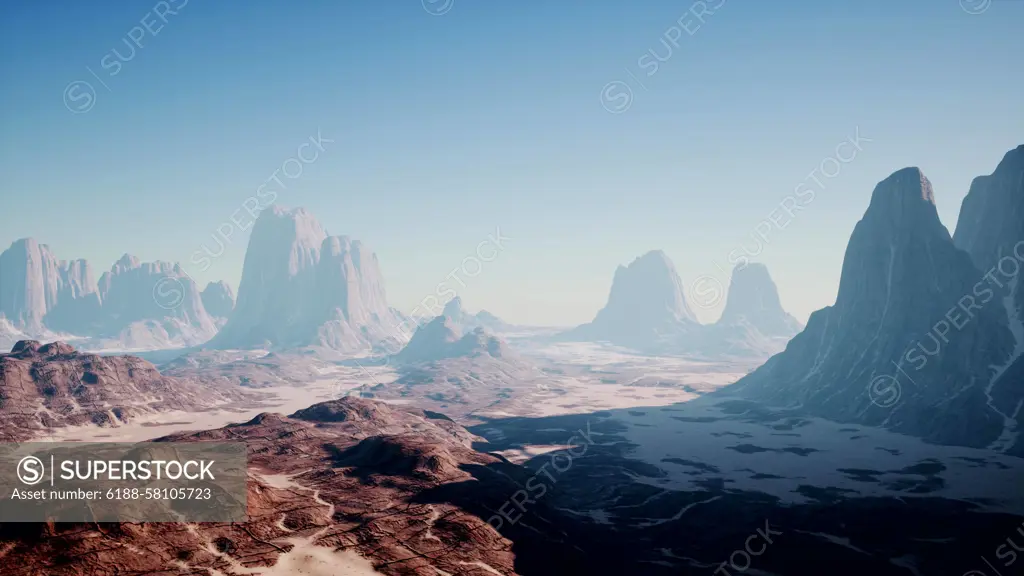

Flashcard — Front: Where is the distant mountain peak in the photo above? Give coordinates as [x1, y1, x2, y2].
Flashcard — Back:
[730, 149, 1022, 452]
[442, 296, 464, 319]
[867, 166, 936, 211]
[113, 253, 141, 271]
[211, 206, 397, 352]
[396, 314, 507, 363]
[718, 262, 800, 337]
[201, 281, 235, 319]
[605, 250, 696, 323]
[560, 250, 697, 352]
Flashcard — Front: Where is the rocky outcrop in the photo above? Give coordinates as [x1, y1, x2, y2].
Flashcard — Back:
[559, 250, 700, 352]
[0, 340, 257, 441]
[0, 397, 605, 575]
[210, 207, 400, 353]
[200, 280, 235, 320]
[435, 296, 512, 334]
[729, 164, 1019, 449]
[395, 315, 509, 364]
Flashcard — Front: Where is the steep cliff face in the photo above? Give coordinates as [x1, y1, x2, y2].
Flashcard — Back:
[210, 206, 399, 353]
[729, 164, 1019, 449]
[0, 239, 71, 332]
[209, 206, 326, 349]
[952, 144, 1024, 454]
[0, 240, 220, 349]
[45, 258, 103, 334]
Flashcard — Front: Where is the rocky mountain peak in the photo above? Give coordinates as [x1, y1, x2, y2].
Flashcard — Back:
[856, 167, 944, 244]
[396, 315, 508, 363]
[212, 206, 397, 352]
[560, 250, 698, 353]
[729, 160, 1019, 450]
[112, 253, 141, 273]
[953, 144, 1024, 265]
[834, 166, 955, 309]
[602, 250, 696, 325]
[718, 263, 801, 336]
[201, 281, 235, 319]
[442, 296, 464, 319]
[869, 166, 935, 206]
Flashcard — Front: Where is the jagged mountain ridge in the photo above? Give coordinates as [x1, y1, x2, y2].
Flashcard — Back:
[695, 262, 804, 357]
[952, 144, 1024, 454]
[728, 157, 1022, 451]
[0, 240, 224, 349]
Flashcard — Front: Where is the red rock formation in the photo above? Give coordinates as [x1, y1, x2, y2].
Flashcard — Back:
[0, 340, 258, 441]
[0, 397, 599, 575]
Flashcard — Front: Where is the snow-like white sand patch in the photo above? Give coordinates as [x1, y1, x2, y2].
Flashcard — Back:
[494, 444, 568, 464]
[42, 368, 386, 442]
[611, 397, 1024, 513]
[248, 540, 382, 575]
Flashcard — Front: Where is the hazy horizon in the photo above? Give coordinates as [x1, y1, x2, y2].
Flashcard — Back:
[2, 0, 1022, 326]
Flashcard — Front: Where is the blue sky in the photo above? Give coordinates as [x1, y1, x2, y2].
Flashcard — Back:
[1, 0, 1021, 326]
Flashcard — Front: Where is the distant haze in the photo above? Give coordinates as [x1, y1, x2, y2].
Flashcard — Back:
[1, 1, 1021, 326]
